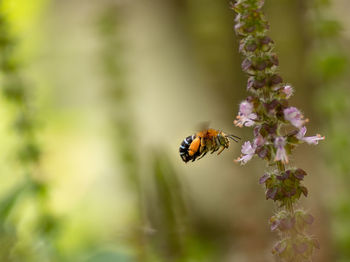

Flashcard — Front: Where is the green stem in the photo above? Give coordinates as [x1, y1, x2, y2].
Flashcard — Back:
[276, 161, 285, 172]
[276, 161, 294, 213]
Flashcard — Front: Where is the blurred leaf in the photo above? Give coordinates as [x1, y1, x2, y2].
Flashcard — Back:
[315, 86, 350, 116]
[179, 236, 218, 262]
[2, 73, 27, 100]
[314, 19, 342, 38]
[0, 182, 27, 219]
[18, 142, 41, 163]
[83, 250, 133, 262]
[148, 151, 186, 260]
[0, 225, 17, 261]
[310, 50, 347, 79]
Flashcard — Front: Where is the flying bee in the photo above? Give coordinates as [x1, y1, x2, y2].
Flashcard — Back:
[179, 129, 240, 163]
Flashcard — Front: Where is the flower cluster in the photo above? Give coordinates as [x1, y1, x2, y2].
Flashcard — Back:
[270, 210, 319, 261]
[259, 168, 308, 205]
[231, 0, 324, 260]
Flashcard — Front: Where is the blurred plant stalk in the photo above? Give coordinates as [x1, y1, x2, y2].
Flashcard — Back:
[307, 0, 350, 260]
[0, 3, 59, 261]
[97, 2, 226, 261]
[96, 2, 147, 260]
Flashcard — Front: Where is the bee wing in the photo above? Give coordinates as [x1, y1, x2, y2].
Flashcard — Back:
[195, 121, 211, 132]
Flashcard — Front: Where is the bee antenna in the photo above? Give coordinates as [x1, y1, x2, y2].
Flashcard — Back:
[227, 134, 241, 142]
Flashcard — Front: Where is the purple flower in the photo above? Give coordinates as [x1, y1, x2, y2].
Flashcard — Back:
[274, 137, 288, 163]
[283, 107, 307, 128]
[235, 141, 256, 165]
[234, 100, 257, 127]
[254, 133, 265, 147]
[282, 85, 293, 99]
[296, 127, 325, 145]
[259, 173, 270, 184]
[303, 214, 314, 225]
[293, 243, 308, 254]
[272, 241, 287, 255]
[266, 187, 278, 200]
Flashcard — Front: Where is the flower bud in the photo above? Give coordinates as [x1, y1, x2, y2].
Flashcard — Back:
[266, 187, 278, 200]
[269, 74, 283, 86]
[294, 168, 307, 180]
[259, 173, 270, 184]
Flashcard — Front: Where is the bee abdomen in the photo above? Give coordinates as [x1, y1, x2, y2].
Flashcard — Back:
[179, 135, 195, 162]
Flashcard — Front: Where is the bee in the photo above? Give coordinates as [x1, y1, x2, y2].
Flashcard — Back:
[179, 129, 240, 163]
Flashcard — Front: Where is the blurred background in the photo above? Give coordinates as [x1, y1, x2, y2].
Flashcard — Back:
[0, 0, 349, 261]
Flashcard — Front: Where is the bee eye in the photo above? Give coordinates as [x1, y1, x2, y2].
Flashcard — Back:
[218, 135, 225, 144]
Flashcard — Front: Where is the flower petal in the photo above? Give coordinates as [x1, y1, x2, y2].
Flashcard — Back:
[284, 107, 305, 128]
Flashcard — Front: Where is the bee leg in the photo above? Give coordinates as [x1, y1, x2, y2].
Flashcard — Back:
[211, 146, 219, 154]
[199, 137, 206, 154]
[217, 146, 225, 155]
[208, 137, 215, 153]
[197, 151, 208, 160]
[211, 137, 220, 154]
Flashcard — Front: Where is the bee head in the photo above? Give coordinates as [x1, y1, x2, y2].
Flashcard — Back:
[218, 133, 230, 147]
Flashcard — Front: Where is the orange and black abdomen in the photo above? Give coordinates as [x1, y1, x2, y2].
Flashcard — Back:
[179, 135, 201, 162]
